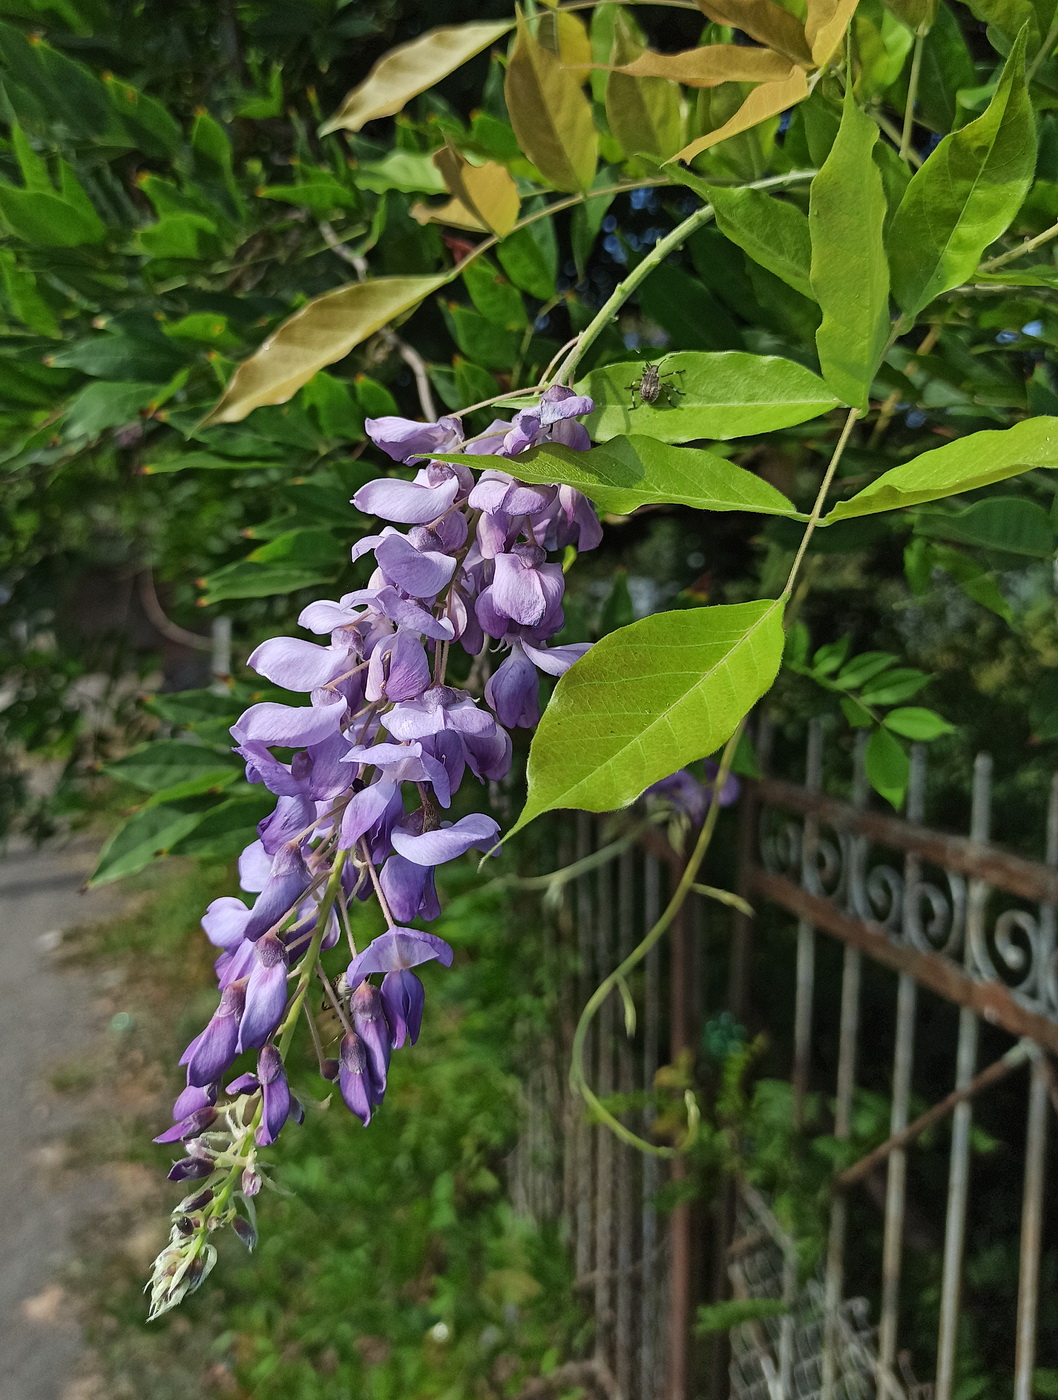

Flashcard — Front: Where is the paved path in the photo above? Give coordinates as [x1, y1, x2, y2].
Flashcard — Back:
[0, 839, 118, 1400]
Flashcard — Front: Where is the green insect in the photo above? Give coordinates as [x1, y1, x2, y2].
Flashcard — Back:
[627, 359, 685, 410]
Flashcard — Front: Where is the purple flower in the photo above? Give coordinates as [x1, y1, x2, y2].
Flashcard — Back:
[353, 470, 462, 523]
[347, 926, 453, 983]
[238, 933, 289, 1051]
[247, 636, 349, 691]
[231, 697, 344, 749]
[338, 1032, 373, 1124]
[181, 980, 246, 1088]
[351, 982, 391, 1104]
[484, 645, 539, 728]
[363, 414, 463, 464]
[379, 853, 440, 923]
[255, 1046, 293, 1146]
[644, 763, 740, 821]
[380, 969, 426, 1048]
[390, 812, 499, 866]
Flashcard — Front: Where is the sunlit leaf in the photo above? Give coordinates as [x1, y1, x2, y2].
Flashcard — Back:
[507, 600, 786, 835]
[805, 0, 862, 67]
[823, 416, 1058, 522]
[505, 14, 599, 191]
[961, 0, 1037, 45]
[866, 725, 909, 808]
[882, 707, 955, 739]
[319, 21, 513, 135]
[702, 182, 813, 299]
[694, 0, 814, 64]
[888, 29, 1036, 317]
[89, 804, 210, 886]
[579, 351, 838, 442]
[204, 274, 451, 425]
[614, 44, 797, 86]
[537, 6, 593, 69]
[437, 434, 802, 516]
[433, 142, 520, 236]
[669, 68, 809, 163]
[809, 85, 890, 411]
[410, 196, 487, 231]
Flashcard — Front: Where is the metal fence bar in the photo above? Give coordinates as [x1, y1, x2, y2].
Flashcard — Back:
[574, 812, 595, 1283]
[793, 719, 824, 1126]
[936, 753, 991, 1400]
[594, 838, 615, 1369]
[615, 847, 636, 1400]
[641, 850, 662, 1400]
[822, 735, 867, 1398]
[1013, 1052, 1049, 1398]
[879, 745, 926, 1385]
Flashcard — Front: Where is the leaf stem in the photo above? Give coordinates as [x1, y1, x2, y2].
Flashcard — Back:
[782, 406, 860, 594]
[1027, 11, 1058, 82]
[978, 218, 1058, 273]
[568, 725, 745, 1156]
[899, 25, 927, 163]
[546, 169, 818, 387]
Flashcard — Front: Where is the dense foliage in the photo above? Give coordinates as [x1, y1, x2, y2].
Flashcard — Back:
[6, 0, 1058, 1347]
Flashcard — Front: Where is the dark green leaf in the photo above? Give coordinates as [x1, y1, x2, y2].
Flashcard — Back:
[865, 725, 909, 809]
[913, 497, 1055, 556]
[104, 740, 239, 793]
[496, 215, 558, 300]
[882, 706, 955, 739]
[705, 183, 814, 300]
[89, 804, 209, 886]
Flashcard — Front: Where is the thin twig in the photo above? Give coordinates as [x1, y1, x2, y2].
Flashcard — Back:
[318, 219, 368, 277]
[782, 407, 860, 595]
[137, 571, 213, 651]
[978, 218, 1058, 273]
[899, 26, 927, 163]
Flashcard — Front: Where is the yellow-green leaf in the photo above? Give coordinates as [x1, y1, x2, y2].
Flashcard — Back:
[505, 14, 599, 191]
[805, 0, 862, 67]
[204, 275, 450, 425]
[669, 68, 809, 162]
[823, 417, 1058, 522]
[614, 43, 797, 86]
[538, 6, 593, 69]
[507, 600, 786, 836]
[694, 0, 814, 65]
[320, 21, 513, 135]
[410, 196, 487, 231]
[433, 143, 520, 236]
[605, 13, 683, 165]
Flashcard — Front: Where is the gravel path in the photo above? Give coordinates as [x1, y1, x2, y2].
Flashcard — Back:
[0, 840, 120, 1400]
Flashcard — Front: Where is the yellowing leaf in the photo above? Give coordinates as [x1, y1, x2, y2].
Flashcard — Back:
[319, 21, 512, 135]
[615, 44, 798, 86]
[204, 275, 450, 425]
[505, 14, 599, 192]
[410, 197, 487, 231]
[805, 0, 862, 66]
[668, 68, 809, 162]
[694, 0, 814, 65]
[432, 143, 521, 236]
[605, 14, 683, 165]
[538, 7, 593, 70]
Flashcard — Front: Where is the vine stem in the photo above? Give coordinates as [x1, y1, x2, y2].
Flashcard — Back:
[568, 724, 746, 1157]
[978, 218, 1058, 272]
[899, 25, 927, 163]
[1027, 11, 1058, 82]
[546, 169, 818, 388]
[782, 406, 861, 595]
[277, 855, 346, 1058]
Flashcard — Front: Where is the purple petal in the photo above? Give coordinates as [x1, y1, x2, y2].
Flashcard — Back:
[351, 983, 391, 1103]
[238, 936, 289, 1051]
[225, 1073, 260, 1095]
[549, 418, 591, 451]
[184, 982, 245, 1088]
[364, 414, 463, 464]
[338, 1033, 373, 1124]
[365, 631, 431, 704]
[378, 854, 438, 924]
[522, 640, 591, 676]
[256, 1045, 292, 1145]
[539, 385, 594, 424]
[247, 637, 347, 691]
[353, 474, 461, 524]
[231, 698, 344, 749]
[172, 1083, 216, 1120]
[381, 968, 425, 1048]
[202, 897, 251, 950]
[390, 813, 499, 866]
[238, 840, 271, 893]
[339, 778, 401, 850]
[243, 846, 310, 942]
[374, 533, 457, 598]
[484, 646, 539, 728]
[490, 552, 548, 627]
[347, 927, 453, 984]
[297, 598, 365, 634]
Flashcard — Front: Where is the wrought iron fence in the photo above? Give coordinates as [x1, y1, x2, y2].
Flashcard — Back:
[509, 718, 1058, 1400]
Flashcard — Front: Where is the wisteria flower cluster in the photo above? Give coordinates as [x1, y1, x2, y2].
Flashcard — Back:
[147, 386, 601, 1317]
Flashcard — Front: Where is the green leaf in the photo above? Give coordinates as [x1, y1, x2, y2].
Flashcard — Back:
[437, 435, 801, 517]
[508, 600, 786, 836]
[604, 13, 683, 166]
[461, 255, 527, 329]
[882, 707, 955, 739]
[103, 740, 239, 793]
[834, 651, 897, 689]
[928, 543, 1014, 621]
[888, 30, 1037, 318]
[496, 215, 558, 300]
[638, 261, 741, 352]
[0, 249, 58, 336]
[809, 85, 890, 412]
[89, 804, 209, 886]
[505, 14, 598, 192]
[169, 795, 275, 859]
[145, 689, 239, 728]
[142, 772, 242, 806]
[704, 183, 814, 300]
[912, 497, 1054, 557]
[823, 417, 1058, 523]
[579, 352, 838, 443]
[0, 182, 105, 246]
[859, 668, 929, 704]
[52, 329, 189, 381]
[865, 725, 909, 809]
[355, 151, 448, 195]
[204, 274, 451, 425]
[320, 21, 513, 134]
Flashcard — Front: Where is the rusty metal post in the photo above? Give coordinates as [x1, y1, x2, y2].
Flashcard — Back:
[936, 753, 991, 1400]
[641, 851, 663, 1400]
[667, 848, 692, 1400]
[595, 842, 615, 1372]
[1014, 1052, 1048, 1398]
[574, 812, 595, 1283]
[615, 847, 636, 1399]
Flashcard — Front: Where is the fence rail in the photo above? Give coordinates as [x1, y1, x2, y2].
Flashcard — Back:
[509, 720, 1057, 1399]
